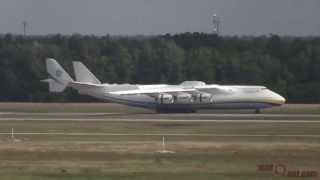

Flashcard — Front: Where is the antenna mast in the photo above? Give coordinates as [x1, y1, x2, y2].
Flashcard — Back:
[212, 14, 220, 35]
[22, 21, 28, 36]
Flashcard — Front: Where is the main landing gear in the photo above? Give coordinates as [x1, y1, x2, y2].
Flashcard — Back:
[255, 109, 261, 114]
[156, 108, 197, 114]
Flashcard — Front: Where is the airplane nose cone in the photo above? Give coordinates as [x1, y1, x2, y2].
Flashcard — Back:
[274, 94, 286, 105]
[265, 89, 286, 105]
[278, 95, 286, 105]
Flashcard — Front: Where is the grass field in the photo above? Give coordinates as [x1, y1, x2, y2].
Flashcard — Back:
[0, 103, 319, 179]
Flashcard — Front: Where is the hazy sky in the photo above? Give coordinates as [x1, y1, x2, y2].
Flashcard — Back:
[0, 0, 319, 36]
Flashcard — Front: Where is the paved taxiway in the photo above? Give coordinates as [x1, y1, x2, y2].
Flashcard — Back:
[1, 112, 320, 138]
[0, 132, 320, 137]
[1, 112, 320, 122]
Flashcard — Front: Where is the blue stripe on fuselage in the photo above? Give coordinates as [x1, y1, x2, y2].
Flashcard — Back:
[102, 95, 275, 110]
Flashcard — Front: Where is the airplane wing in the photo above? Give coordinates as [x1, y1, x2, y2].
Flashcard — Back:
[109, 87, 196, 95]
[109, 84, 234, 96]
[195, 85, 234, 94]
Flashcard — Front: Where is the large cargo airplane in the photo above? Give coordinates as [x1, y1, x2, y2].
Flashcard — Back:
[42, 58, 285, 113]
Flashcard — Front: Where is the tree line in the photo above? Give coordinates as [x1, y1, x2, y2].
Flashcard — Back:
[0, 33, 319, 102]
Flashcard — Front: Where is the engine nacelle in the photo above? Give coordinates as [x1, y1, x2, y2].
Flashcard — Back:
[157, 93, 174, 104]
[175, 93, 193, 104]
[194, 93, 214, 103]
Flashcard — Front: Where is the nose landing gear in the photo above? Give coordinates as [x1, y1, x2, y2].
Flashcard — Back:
[255, 109, 261, 114]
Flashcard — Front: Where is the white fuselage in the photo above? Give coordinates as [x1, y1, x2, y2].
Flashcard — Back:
[72, 82, 286, 112]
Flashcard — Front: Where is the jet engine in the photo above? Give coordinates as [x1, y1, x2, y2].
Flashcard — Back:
[157, 93, 174, 104]
[195, 93, 214, 103]
[174, 93, 193, 104]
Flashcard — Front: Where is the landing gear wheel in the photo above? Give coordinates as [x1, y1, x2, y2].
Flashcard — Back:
[156, 108, 196, 113]
[255, 109, 261, 114]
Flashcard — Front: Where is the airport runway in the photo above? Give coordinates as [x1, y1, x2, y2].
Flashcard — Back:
[1, 118, 320, 123]
[1, 132, 320, 138]
[2, 112, 320, 118]
[1, 112, 320, 122]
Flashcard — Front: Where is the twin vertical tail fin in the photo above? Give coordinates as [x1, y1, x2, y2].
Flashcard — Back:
[72, 61, 101, 84]
[42, 58, 102, 92]
[42, 58, 73, 92]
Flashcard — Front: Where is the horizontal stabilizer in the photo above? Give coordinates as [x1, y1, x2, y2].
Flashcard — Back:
[42, 58, 74, 92]
[41, 78, 67, 92]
